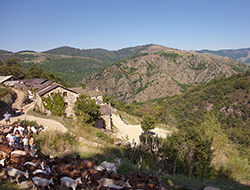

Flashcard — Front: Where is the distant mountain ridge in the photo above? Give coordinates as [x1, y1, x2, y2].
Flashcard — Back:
[0, 44, 249, 89]
[0, 45, 152, 85]
[42, 44, 152, 63]
[196, 47, 250, 64]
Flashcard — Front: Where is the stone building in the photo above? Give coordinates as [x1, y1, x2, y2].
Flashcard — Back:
[36, 83, 78, 117]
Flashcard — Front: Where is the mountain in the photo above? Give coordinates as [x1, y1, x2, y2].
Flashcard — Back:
[0, 45, 151, 85]
[42, 44, 152, 63]
[196, 47, 250, 64]
[82, 45, 249, 104]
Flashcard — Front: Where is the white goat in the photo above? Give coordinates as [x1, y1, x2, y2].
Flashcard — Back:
[0, 158, 6, 167]
[100, 158, 121, 175]
[31, 126, 38, 134]
[94, 165, 106, 171]
[24, 161, 38, 167]
[98, 178, 131, 189]
[39, 126, 48, 133]
[32, 176, 54, 189]
[32, 167, 51, 175]
[60, 176, 82, 190]
[5, 167, 29, 184]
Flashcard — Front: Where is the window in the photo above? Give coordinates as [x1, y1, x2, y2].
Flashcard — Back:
[63, 91, 67, 96]
[64, 102, 68, 107]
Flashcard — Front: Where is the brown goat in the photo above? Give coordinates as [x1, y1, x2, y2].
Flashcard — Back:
[78, 157, 98, 170]
[61, 168, 81, 179]
[54, 156, 64, 165]
[87, 169, 110, 186]
[10, 152, 33, 164]
[131, 182, 162, 190]
[0, 144, 13, 154]
[24, 163, 41, 173]
[5, 159, 25, 171]
[63, 155, 76, 163]
[35, 149, 50, 160]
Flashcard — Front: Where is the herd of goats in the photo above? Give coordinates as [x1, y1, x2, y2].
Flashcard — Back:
[0, 123, 163, 190]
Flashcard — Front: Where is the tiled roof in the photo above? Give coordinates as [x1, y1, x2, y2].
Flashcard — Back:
[21, 78, 53, 91]
[0, 76, 13, 83]
[100, 105, 111, 115]
[37, 83, 60, 96]
[69, 87, 103, 97]
[38, 83, 78, 96]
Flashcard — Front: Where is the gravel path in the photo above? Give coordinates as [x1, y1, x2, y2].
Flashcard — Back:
[0, 102, 68, 133]
[112, 113, 171, 144]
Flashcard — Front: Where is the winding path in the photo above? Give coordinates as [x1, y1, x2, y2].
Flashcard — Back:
[0, 101, 68, 133]
[112, 113, 171, 144]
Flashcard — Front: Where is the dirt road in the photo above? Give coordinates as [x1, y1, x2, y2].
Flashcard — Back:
[0, 102, 68, 133]
[112, 114, 171, 144]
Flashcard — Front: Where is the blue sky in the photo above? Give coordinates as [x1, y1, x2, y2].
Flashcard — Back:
[0, 0, 249, 52]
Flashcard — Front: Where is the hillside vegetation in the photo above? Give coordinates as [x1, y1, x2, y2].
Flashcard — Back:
[0, 45, 151, 85]
[0, 57, 71, 87]
[113, 70, 250, 182]
[83, 47, 249, 103]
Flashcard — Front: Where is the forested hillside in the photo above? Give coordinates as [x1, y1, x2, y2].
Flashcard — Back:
[0, 57, 71, 87]
[42, 44, 151, 63]
[112, 70, 250, 181]
[0, 45, 151, 85]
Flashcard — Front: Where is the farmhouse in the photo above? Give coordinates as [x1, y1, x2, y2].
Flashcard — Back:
[70, 87, 112, 130]
[36, 83, 78, 117]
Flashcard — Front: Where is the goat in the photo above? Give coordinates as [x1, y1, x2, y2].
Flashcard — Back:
[87, 169, 110, 186]
[131, 171, 157, 183]
[53, 156, 64, 165]
[0, 150, 8, 159]
[61, 168, 81, 179]
[131, 182, 162, 190]
[0, 144, 13, 153]
[32, 176, 54, 189]
[78, 157, 98, 169]
[32, 166, 51, 175]
[60, 176, 82, 190]
[33, 169, 58, 182]
[5, 159, 25, 171]
[100, 158, 121, 175]
[0, 158, 6, 167]
[24, 163, 41, 173]
[4, 167, 29, 184]
[95, 165, 106, 171]
[63, 155, 77, 163]
[56, 161, 78, 171]
[10, 152, 33, 164]
[97, 178, 131, 190]
[30, 126, 38, 134]
[35, 149, 50, 160]
[97, 177, 125, 187]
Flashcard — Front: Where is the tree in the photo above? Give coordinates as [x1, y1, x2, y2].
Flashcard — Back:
[4, 57, 21, 67]
[42, 92, 66, 117]
[140, 114, 155, 132]
[73, 94, 101, 126]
